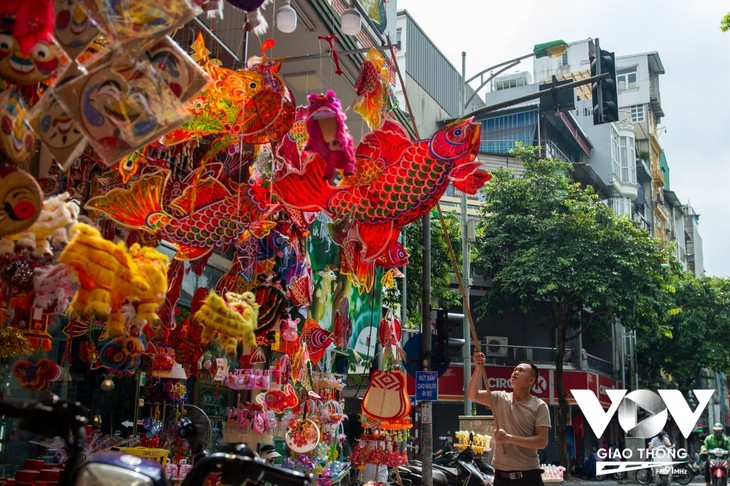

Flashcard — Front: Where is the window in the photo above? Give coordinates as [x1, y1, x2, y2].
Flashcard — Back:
[560, 51, 568, 67]
[629, 105, 645, 122]
[617, 66, 637, 91]
[611, 130, 619, 179]
[396, 28, 402, 50]
[619, 135, 636, 184]
[610, 197, 632, 217]
[611, 129, 637, 185]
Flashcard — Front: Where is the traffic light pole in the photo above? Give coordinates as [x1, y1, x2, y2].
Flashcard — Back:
[593, 38, 604, 124]
[463, 73, 608, 120]
[421, 213, 433, 486]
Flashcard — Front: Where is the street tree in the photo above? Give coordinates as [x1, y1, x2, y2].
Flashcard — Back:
[472, 144, 671, 475]
[403, 210, 462, 328]
[637, 273, 730, 390]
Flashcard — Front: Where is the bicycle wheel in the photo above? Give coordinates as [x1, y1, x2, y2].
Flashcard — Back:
[636, 468, 653, 485]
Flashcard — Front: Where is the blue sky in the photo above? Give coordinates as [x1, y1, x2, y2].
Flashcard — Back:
[397, 0, 730, 278]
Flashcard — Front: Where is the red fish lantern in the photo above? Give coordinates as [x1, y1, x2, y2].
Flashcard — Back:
[274, 118, 490, 290]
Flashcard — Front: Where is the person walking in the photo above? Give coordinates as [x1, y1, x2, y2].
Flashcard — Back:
[468, 352, 551, 486]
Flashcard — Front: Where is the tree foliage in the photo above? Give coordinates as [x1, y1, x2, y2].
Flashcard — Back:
[471, 144, 672, 473]
[403, 209, 462, 328]
[721, 12, 730, 32]
[637, 274, 730, 390]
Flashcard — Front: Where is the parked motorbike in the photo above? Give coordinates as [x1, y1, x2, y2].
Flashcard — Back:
[399, 446, 491, 486]
[708, 447, 730, 486]
[0, 394, 314, 486]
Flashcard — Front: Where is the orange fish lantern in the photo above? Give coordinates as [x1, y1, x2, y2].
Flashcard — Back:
[274, 118, 490, 290]
[165, 35, 295, 147]
[84, 170, 278, 261]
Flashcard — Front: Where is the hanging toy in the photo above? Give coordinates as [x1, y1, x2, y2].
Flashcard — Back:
[0, 88, 37, 165]
[58, 223, 170, 338]
[193, 290, 259, 354]
[13, 358, 62, 390]
[0, 192, 80, 257]
[223, 0, 272, 34]
[0, 166, 42, 237]
[304, 90, 356, 181]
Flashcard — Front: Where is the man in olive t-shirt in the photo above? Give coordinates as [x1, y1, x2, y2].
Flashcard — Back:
[468, 354, 551, 486]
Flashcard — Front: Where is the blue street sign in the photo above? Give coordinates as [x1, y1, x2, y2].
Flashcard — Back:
[416, 370, 439, 401]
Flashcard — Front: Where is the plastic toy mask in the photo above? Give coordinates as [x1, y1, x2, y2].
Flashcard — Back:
[53, 0, 100, 60]
[0, 87, 36, 164]
[52, 55, 189, 165]
[28, 87, 87, 168]
[79, 0, 201, 48]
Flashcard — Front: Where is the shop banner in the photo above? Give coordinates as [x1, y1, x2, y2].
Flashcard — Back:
[406, 364, 618, 405]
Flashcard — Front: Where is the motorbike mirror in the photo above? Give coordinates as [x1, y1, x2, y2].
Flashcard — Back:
[72, 453, 167, 486]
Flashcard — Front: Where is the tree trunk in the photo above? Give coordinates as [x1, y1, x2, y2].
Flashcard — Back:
[555, 315, 571, 479]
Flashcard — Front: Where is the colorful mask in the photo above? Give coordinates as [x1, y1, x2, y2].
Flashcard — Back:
[0, 88, 36, 164]
[0, 15, 63, 85]
[53, 0, 100, 60]
[52, 54, 189, 165]
[0, 165, 42, 236]
[79, 0, 200, 48]
[142, 36, 209, 104]
[28, 84, 87, 169]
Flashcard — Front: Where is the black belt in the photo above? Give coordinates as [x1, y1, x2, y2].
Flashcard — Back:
[495, 469, 544, 480]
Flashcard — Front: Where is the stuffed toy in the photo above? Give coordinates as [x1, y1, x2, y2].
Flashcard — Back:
[194, 290, 259, 355]
[58, 223, 169, 338]
[129, 243, 170, 330]
[304, 90, 356, 181]
[279, 314, 299, 342]
[0, 192, 80, 257]
[32, 263, 74, 315]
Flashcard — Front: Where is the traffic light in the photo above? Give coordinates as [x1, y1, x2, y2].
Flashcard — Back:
[590, 39, 618, 124]
[433, 308, 465, 368]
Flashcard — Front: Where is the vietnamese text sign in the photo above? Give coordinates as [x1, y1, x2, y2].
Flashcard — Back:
[416, 371, 438, 401]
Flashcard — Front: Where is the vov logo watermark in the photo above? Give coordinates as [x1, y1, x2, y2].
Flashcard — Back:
[572, 389, 715, 476]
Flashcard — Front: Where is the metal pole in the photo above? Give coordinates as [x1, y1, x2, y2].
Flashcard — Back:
[421, 213, 432, 486]
[463, 52, 536, 108]
[401, 235, 408, 332]
[463, 74, 607, 120]
[132, 371, 141, 437]
[461, 51, 472, 417]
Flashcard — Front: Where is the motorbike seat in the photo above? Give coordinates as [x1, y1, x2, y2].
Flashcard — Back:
[432, 469, 450, 486]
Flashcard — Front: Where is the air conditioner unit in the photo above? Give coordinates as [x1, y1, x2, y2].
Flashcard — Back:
[484, 336, 509, 357]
